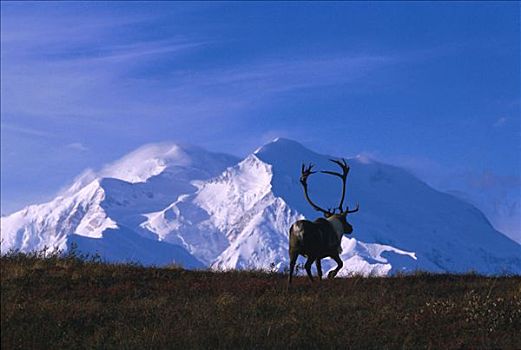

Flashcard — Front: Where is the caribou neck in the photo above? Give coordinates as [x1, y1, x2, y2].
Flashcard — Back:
[327, 216, 344, 241]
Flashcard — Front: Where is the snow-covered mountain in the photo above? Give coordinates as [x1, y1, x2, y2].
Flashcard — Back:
[0, 143, 239, 268]
[2, 138, 520, 275]
[445, 183, 520, 244]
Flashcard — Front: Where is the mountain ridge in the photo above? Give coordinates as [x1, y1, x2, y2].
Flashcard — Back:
[2, 139, 520, 275]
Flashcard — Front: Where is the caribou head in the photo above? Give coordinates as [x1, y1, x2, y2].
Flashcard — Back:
[288, 158, 359, 285]
[300, 159, 359, 231]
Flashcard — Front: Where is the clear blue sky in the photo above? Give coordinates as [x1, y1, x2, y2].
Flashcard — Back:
[1, 2, 520, 218]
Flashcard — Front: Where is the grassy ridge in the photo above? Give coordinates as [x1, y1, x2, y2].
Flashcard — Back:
[1, 252, 520, 349]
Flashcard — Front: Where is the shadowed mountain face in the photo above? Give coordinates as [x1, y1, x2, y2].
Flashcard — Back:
[2, 138, 520, 275]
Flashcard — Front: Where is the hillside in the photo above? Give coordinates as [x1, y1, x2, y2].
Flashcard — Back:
[1, 252, 520, 349]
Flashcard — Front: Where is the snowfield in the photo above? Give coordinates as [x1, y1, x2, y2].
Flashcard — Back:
[2, 138, 520, 275]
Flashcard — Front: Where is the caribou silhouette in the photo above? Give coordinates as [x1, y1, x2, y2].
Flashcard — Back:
[288, 159, 359, 284]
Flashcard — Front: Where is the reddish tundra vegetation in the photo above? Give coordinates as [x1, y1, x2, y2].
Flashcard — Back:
[1, 250, 520, 349]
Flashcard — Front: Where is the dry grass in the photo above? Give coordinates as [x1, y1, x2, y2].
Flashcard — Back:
[1, 250, 520, 349]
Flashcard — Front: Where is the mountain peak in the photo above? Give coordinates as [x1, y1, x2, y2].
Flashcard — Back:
[99, 142, 191, 183]
[96, 142, 239, 184]
[254, 137, 322, 162]
[2, 139, 519, 274]
[255, 137, 307, 153]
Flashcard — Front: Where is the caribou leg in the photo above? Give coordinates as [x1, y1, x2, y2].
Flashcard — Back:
[288, 251, 298, 285]
[304, 256, 316, 282]
[327, 254, 344, 279]
[315, 259, 323, 280]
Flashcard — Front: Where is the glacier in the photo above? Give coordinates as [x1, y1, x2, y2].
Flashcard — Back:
[1, 138, 520, 275]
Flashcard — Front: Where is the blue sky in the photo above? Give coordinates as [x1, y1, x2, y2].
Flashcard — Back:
[1, 2, 520, 236]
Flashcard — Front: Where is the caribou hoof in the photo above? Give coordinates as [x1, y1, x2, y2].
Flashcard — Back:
[327, 271, 336, 279]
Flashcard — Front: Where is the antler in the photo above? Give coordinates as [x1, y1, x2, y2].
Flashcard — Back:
[300, 163, 334, 217]
[346, 202, 359, 214]
[321, 158, 350, 213]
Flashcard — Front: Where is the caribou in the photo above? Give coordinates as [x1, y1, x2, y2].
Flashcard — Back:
[288, 159, 359, 284]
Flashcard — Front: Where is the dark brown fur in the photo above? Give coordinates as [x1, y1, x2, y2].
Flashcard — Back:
[288, 214, 353, 284]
